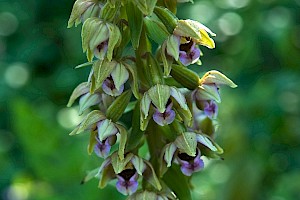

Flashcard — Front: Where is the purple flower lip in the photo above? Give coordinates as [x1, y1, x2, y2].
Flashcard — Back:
[102, 76, 124, 96]
[177, 149, 204, 176]
[152, 101, 175, 126]
[95, 40, 108, 59]
[116, 169, 139, 195]
[203, 100, 218, 118]
[179, 40, 201, 66]
[94, 138, 111, 158]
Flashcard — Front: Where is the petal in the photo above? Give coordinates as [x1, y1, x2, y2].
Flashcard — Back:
[94, 139, 111, 158]
[97, 119, 118, 141]
[203, 100, 218, 118]
[111, 63, 129, 91]
[153, 109, 175, 126]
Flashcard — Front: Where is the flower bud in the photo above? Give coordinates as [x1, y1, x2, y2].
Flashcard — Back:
[68, 0, 101, 28]
[82, 18, 121, 61]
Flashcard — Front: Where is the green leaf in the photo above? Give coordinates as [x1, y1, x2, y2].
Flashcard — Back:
[148, 84, 170, 113]
[162, 165, 192, 200]
[106, 90, 132, 122]
[69, 110, 106, 135]
[126, 102, 145, 151]
[144, 16, 169, 45]
[174, 132, 197, 156]
[126, 1, 143, 50]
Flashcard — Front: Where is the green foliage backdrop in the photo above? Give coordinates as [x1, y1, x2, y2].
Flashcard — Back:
[1, 0, 300, 199]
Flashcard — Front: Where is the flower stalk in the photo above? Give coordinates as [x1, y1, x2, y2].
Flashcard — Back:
[66, 0, 237, 199]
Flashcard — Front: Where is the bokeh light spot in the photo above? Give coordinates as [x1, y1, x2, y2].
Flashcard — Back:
[218, 12, 243, 36]
[0, 12, 19, 36]
[227, 0, 250, 9]
[57, 107, 84, 129]
[190, 2, 216, 23]
[266, 7, 291, 29]
[209, 163, 230, 183]
[4, 62, 30, 88]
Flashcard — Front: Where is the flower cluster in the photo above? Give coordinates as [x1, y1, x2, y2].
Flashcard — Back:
[67, 0, 236, 199]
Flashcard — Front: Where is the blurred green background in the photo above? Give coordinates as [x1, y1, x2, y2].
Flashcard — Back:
[1, 0, 300, 199]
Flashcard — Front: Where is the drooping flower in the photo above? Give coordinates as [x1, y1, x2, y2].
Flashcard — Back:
[67, 82, 109, 115]
[69, 110, 127, 159]
[162, 132, 219, 176]
[140, 84, 192, 130]
[97, 153, 162, 196]
[177, 149, 204, 176]
[81, 18, 121, 61]
[161, 19, 216, 71]
[90, 59, 139, 98]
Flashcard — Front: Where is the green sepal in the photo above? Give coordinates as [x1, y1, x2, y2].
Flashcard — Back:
[69, 110, 106, 135]
[154, 6, 178, 34]
[106, 90, 132, 122]
[98, 160, 115, 188]
[200, 70, 237, 88]
[115, 123, 128, 160]
[123, 61, 140, 99]
[67, 82, 89, 107]
[106, 23, 122, 61]
[163, 143, 177, 167]
[174, 132, 197, 156]
[126, 1, 143, 50]
[81, 167, 100, 185]
[78, 92, 101, 115]
[98, 119, 117, 141]
[144, 16, 169, 45]
[87, 130, 97, 155]
[92, 59, 116, 93]
[161, 42, 174, 76]
[133, 0, 158, 15]
[196, 84, 221, 103]
[171, 64, 200, 90]
[162, 165, 192, 200]
[143, 160, 162, 190]
[111, 152, 134, 174]
[111, 62, 129, 91]
[196, 133, 218, 152]
[148, 84, 170, 113]
[131, 155, 146, 175]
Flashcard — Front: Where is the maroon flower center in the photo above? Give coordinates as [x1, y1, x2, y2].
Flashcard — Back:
[118, 169, 136, 181]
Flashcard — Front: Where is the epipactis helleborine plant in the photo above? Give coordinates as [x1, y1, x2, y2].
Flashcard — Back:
[66, 0, 237, 199]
